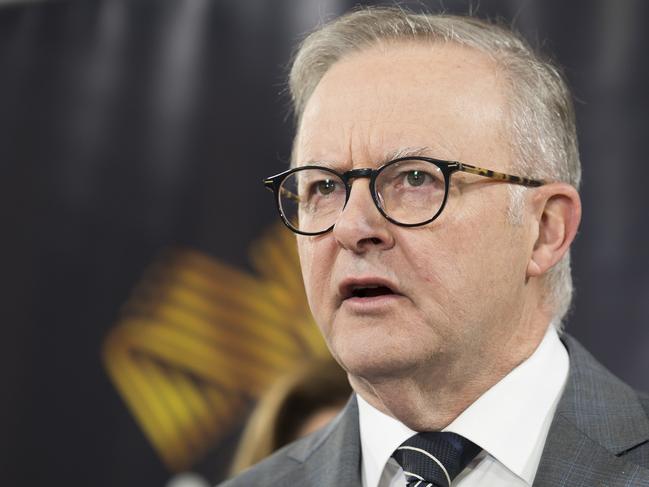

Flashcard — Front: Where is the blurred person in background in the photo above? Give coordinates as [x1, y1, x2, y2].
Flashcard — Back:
[229, 357, 351, 476]
[221, 6, 649, 487]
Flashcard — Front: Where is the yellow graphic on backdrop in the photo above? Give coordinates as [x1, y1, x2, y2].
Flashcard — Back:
[102, 225, 328, 471]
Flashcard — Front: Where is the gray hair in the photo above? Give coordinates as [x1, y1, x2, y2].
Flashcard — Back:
[288, 6, 581, 327]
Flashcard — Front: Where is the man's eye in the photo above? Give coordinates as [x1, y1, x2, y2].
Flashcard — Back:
[405, 170, 429, 187]
[316, 179, 337, 195]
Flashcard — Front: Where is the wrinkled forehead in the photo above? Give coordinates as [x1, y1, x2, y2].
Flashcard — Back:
[292, 41, 510, 170]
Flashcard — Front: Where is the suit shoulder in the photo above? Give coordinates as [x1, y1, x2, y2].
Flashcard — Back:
[216, 434, 317, 487]
[637, 389, 649, 418]
[219, 395, 359, 486]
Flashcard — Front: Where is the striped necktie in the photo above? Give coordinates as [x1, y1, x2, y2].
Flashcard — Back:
[391, 432, 481, 487]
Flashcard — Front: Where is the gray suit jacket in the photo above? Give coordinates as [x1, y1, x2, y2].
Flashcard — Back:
[220, 335, 649, 486]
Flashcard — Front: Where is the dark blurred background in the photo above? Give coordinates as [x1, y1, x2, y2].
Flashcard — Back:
[1, 0, 647, 486]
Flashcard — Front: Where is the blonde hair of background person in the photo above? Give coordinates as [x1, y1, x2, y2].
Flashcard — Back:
[229, 357, 351, 475]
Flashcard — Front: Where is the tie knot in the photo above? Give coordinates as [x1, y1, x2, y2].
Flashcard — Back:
[391, 432, 481, 487]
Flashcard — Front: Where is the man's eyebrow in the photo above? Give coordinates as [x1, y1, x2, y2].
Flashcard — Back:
[297, 146, 435, 169]
[383, 146, 434, 163]
[298, 158, 339, 169]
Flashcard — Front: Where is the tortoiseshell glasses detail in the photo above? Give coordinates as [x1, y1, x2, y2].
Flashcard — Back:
[263, 156, 546, 236]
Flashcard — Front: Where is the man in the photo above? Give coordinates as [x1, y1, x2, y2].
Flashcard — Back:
[221, 7, 649, 487]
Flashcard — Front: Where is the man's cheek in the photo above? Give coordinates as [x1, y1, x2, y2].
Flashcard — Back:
[299, 257, 328, 320]
[297, 242, 316, 291]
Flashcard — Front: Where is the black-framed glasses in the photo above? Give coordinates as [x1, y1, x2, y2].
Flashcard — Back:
[263, 156, 546, 236]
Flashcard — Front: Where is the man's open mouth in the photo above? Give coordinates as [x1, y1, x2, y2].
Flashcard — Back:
[339, 278, 401, 301]
[349, 285, 395, 298]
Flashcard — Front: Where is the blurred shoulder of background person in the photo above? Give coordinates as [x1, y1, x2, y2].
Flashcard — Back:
[228, 356, 352, 476]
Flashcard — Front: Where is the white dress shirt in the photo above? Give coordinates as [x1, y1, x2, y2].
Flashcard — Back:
[357, 325, 569, 487]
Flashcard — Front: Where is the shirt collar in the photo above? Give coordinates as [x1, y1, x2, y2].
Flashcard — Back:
[357, 391, 416, 487]
[357, 325, 569, 487]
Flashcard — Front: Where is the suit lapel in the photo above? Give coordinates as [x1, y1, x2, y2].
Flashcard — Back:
[287, 394, 363, 486]
[534, 415, 649, 486]
[534, 335, 649, 486]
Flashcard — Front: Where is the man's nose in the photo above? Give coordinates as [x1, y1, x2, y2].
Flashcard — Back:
[332, 178, 395, 253]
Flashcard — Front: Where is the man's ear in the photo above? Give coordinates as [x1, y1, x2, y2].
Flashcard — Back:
[527, 183, 582, 278]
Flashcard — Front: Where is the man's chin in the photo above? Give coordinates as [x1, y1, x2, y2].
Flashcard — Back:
[334, 347, 420, 384]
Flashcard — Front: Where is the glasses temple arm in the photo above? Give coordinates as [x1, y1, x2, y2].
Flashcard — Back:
[457, 162, 545, 187]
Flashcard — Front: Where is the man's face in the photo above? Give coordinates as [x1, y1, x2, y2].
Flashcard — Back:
[294, 43, 537, 385]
